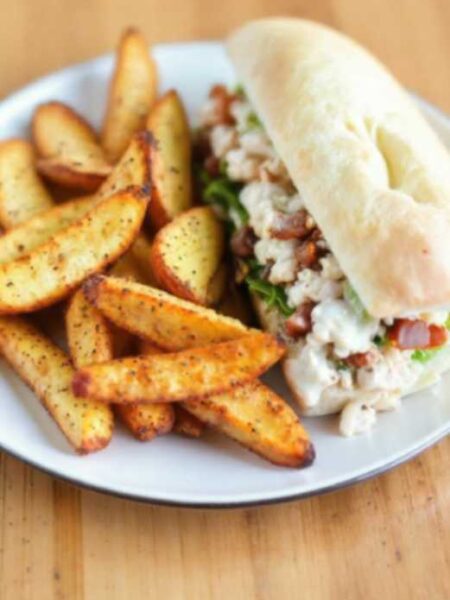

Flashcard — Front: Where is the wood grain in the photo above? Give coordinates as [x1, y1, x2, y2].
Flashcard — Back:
[0, 0, 449, 598]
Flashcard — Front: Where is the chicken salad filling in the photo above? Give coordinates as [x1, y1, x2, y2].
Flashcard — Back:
[196, 85, 450, 436]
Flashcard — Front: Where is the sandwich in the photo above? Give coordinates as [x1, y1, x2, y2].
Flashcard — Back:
[195, 18, 450, 436]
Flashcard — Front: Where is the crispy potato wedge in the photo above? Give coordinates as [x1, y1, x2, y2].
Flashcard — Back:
[98, 131, 151, 199]
[206, 263, 228, 306]
[116, 401, 175, 441]
[83, 275, 249, 350]
[0, 195, 96, 264]
[102, 28, 157, 163]
[72, 332, 285, 404]
[108, 263, 173, 435]
[128, 233, 159, 285]
[0, 316, 113, 453]
[151, 206, 225, 305]
[183, 381, 314, 468]
[147, 91, 192, 229]
[110, 233, 156, 285]
[0, 188, 148, 314]
[66, 288, 114, 368]
[115, 340, 174, 441]
[173, 406, 205, 438]
[33, 102, 111, 191]
[0, 139, 53, 229]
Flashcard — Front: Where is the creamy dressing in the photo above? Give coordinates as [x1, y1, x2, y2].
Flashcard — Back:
[200, 91, 449, 436]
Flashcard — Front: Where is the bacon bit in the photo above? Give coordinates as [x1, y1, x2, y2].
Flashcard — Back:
[285, 302, 315, 338]
[204, 155, 220, 177]
[346, 352, 375, 368]
[270, 210, 312, 240]
[387, 319, 448, 350]
[230, 226, 257, 258]
[429, 324, 448, 347]
[209, 85, 236, 125]
[307, 227, 323, 242]
[296, 241, 318, 269]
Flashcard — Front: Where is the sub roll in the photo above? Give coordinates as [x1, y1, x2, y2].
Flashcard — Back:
[196, 18, 450, 435]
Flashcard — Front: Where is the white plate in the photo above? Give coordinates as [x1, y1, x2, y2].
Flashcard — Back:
[0, 42, 449, 508]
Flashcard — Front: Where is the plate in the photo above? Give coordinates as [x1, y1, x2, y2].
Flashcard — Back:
[0, 42, 449, 508]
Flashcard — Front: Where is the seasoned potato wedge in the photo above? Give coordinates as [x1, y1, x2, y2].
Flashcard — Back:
[66, 288, 114, 368]
[102, 28, 157, 163]
[0, 195, 96, 264]
[116, 402, 175, 441]
[183, 381, 314, 468]
[33, 102, 111, 191]
[173, 407, 205, 438]
[72, 332, 285, 404]
[0, 139, 53, 229]
[128, 233, 158, 285]
[115, 339, 174, 441]
[107, 267, 174, 437]
[0, 316, 113, 453]
[206, 263, 228, 306]
[147, 91, 192, 229]
[0, 188, 148, 314]
[98, 131, 152, 199]
[83, 275, 249, 350]
[151, 206, 225, 305]
[110, 233, 157, 285]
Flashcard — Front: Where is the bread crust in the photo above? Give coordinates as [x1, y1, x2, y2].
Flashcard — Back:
[228, 18, 450, 318]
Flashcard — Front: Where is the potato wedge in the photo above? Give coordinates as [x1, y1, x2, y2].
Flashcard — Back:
[173, 407, 205, 438]
[0, 195, 96, 264]
[0, 316, 113, 453]
[110, 233, 156, 285]
[183, 381, 314, 468]
[72, 332, 285, 404]
[102, 28, 157, 163]
[128, 233, 158, 285]
[107, 266, 174, 437]
[66, 288, 114, 368]
[151, 206, 225, 305]
[206, 263, 228, 306]
[98, 130, 151, 199]
[83, 275, 249, 350]
[147, 91, 192, 229]
[0, 187, 148, 314]
[115, 339, 174, 441]
[116, 401, 175, 441]
[0, 139, 53, 229]
[33, 102, 111, 191]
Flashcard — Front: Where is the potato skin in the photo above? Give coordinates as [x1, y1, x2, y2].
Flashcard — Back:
[36, 159, 109, 192]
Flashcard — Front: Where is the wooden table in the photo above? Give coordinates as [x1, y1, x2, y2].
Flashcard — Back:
[1, 1, 449, 598]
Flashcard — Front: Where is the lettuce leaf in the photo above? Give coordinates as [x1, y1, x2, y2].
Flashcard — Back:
[202, 175, 249, 229]
[411, 348, 440, 363]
